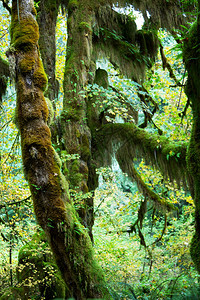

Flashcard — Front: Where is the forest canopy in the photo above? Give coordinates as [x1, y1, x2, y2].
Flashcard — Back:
[0, 0, 200, 299]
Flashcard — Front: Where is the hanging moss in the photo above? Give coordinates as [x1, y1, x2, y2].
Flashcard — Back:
[93, 26, 146, 81]
[93, 123, 190, 190]
[114, 0, 191, 31]
[135, 29, 158, 61]
[93, 6, 159, 81]
[116, 146, 177, 212]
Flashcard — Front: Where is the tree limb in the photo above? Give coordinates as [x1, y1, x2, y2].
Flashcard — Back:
[159, 42, 182, 86]
[1, 0, 11, 14]
[93, 123, 192, 193]
[116, 148, 177, 211]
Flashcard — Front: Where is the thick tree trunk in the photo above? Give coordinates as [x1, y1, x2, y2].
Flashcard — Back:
[61, 0, 96, 238]
[183, 15, 200, 273]
[9, 0, 107, 298]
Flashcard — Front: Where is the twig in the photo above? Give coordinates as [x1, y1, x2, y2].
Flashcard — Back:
[2, 133, 19, 165]
[0, 195, 31, 209]
[1, 0, 11, 14]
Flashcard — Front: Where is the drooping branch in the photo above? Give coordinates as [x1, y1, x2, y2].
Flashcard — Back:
[114, 0, 194, 32]
[159, 43, 182, 86]
[116, 146, 177, 211]
[93, 6, 159, 82]
[93, 123, 192, 192]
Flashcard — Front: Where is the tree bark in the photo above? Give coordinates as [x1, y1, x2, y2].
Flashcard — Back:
[36, 0, 60, 102]
[183, 16, 200, 274]
[61, 0, 96, 238]
[9, 0, 107, 298]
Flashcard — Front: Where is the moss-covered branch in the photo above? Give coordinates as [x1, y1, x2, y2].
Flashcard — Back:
[160, 43, 182, 86]
[93, 6, 158, 81]
[93, 123, 192, 191]
[113, 0, 193, 31]
[116, 147, 177, 211]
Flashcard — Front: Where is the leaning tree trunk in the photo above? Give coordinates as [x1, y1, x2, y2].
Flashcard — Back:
[184, 9, 200, 274]
[8, 0, 107, 298]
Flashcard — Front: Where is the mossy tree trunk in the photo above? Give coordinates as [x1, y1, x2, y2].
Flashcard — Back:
[183, 6, 200, 273]
[61, 0, 97, 238]
[36, 0, 60, 102]
[9, 0, 107, 298]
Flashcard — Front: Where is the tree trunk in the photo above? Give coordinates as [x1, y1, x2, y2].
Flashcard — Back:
[9, 0, 107, 298]
[36, 0, 60, 102]
[184, 14, 200, 273]
[61, 0, 96, 238]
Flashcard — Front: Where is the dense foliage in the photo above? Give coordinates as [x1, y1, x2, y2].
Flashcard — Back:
[0, 0, 199, 299]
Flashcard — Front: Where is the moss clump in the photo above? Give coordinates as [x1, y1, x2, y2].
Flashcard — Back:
[45, 97, 54, 125]
[62, 107, 81, 121]
[69, 160, 83, 187]
[33, 58, 48, 91]
[81, 134, 91, 161]
[19, 55, 35, 73]
[10, 19, 39, 51]
[79, 22, 92, 32]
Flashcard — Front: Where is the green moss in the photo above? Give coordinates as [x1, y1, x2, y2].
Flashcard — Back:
[190, 233, 200, 273]
[33, 59, 48, 91]
[68, 0, 79, 11]
[45, 97, 54, 125]
[94, 123, 188, 187]
[81, 134, 91, 160]
[60, 172, 70, 198]
[10, 19, 39, 51]
[62, 107, 80, 121]
[53, 147, 62, 168]
[79, 22, 92, 32]
[64, 51, 75, 74]
[19, 56, 35, 73]
[94, 68, 109, 89]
